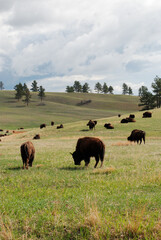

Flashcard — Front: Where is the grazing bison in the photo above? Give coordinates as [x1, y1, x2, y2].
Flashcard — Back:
[142, 111, 152, 118]
[71, 137, 105, 168]
[87, 120, 97, 130]
[51, 121, 54, 126]
[129, 114, 135, 119]
[118, 114, 121, 117]
[127, 129, 146, 144]
[57, 124, 63, 129]
[33, 134, 40, 140]
[20, 141, 35, 169]
[40, 123, 46, 129]
[120, 118, 128, 123]
[104, 123, 114, 129]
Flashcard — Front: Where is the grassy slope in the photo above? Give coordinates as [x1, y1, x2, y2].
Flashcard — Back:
[0, 90, 140, 129]
[0, 104, 160, 239]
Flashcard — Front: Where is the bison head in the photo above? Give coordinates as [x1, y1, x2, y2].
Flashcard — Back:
[127, 136, 132, 141]
[71, 151, 81, 165]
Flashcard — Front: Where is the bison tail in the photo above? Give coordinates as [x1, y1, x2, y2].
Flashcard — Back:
[99, 143, 105, 162]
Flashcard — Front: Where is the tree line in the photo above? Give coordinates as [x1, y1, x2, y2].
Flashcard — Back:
[14, 80, 45, 106]
[66, 81, 114, 94]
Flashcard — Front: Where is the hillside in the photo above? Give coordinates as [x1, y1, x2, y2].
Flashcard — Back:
[0, 90, 140, 129]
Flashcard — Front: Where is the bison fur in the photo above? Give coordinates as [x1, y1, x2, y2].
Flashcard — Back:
[127, 129, 146, 144]
[20, 141, 35, 169]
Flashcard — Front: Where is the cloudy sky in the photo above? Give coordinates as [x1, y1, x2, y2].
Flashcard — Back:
[0, 0, 161, 94]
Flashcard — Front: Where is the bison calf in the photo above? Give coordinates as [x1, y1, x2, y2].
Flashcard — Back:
[20, 141, 35, 169]
[71, 137, 105, 168]
[127, 129, 145, 144]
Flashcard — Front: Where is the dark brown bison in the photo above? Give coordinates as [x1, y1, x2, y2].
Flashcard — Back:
[126, 117, 136, 122]
[104, 123, 114, 129]
[57, 124, 63, 129]
[127, 129, 146, 144]
[118, 114, 121, 117]
[87, 120, 97, 130]
[51, 121, 54, 126]
[33, 134, 40, 140]
[20, 141, 35, 169]
[40, 123, 46, 129]
[0, 129, 3, 132]
[142, 112, 152, 118]
[71, 137, 105, 168]
[129, 114, 135, 119]
[120, 118, 128, 123]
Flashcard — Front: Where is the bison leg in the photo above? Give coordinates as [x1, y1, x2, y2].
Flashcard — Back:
[23, 161, 25, 169]
[85, 158, 90, 167]
[94, 155, 99, 168]
[29, 156, 34, 167]
[26, 158, 29, 169]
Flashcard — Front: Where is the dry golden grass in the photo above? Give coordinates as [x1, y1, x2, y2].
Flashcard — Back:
[92, 167, 116, 175]
[0, 216, 13, 240]
[111, 141, 135, 146]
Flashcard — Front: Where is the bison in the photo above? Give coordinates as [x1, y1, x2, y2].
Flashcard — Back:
[127, 129, 146, 144]
[51, 121, 54, 126]
[33, 134, 40, 140]
[71, 137, 105, 168]
[120, 118, 128, 123]
[129, 114, 135, 119]
[87, 120, 97, 130]
[104, 123, 114, 129]
[126, 117, 136, 122]
[57, 124, 63, 129]
[20, 141, 35, 169]
[118, 114, 121, 117]
[142, 112, 152, 118]
[40, 123, 46, 129]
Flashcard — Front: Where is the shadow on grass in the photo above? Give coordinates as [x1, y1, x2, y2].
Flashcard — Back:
[7, 166, 22, 171]
[58, 166, 86, 171]
[80, 129, 89, 132]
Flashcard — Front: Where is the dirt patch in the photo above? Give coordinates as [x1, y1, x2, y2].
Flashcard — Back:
[111, 141, 134, 146]
[12, 131, 25, 134]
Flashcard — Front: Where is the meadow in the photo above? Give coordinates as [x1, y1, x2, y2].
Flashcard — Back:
[0, 91, 161, 239]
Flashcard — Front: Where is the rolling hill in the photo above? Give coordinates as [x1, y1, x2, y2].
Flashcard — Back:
[0, 90, 140, 129]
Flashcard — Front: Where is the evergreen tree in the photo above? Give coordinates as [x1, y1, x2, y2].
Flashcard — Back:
[0, 81, 4, 90]
[151, 76, 161, 108]
[108, 86, 114, 94]
[138, 86, 148, 97]
[102, 83, 108, 94]
[94, 82, 102, 93]
[14, 83, 24, 101]
[138, 87, 156, 110]
[31, 80, 39, 92]
[128, 87, 133, 95]
[38, 86, 45, 101]
[122, 83, 128, 95]
[82, 83, 90, 93]
[73, 81, 82, 92]
[23, 88, 31, 106]
[66, 86, 74, 93]
[23, 83, 28, 93]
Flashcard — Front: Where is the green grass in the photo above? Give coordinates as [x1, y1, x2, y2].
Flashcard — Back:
[0, 91, 140, 129]
[0, 91, 160, 239]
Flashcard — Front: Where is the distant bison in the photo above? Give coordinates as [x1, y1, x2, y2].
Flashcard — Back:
[71, 137, 105, 168]
[142, 112, 152, 118]
[40, 123, 46, 129]
[87, 120, 97, 130]
[126, 117, 136, 122]
[0, 129, 3, 132]
[57, 124, 63, 129]
[127, 129, 146, 144]
[51, 121, 54, 126]
[33, 134, 40, 140]
[20, 141, 35, 169]
[118, 114, 121, 117]
[104, 123, 114, 129]
[120, 118, 128, 123]
[129, 114, 135, 119]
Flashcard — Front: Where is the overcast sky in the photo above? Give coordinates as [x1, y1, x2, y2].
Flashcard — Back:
[0, 0, 161, 94]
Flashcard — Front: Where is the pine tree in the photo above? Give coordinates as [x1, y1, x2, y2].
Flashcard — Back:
[14, 83, 24, 101]
[128, 87, 133, 95]
[0, 81, 4, 90]
[31, 80, 39, 92]
[66, 86, 74, 93]
[82, 83, 90, 93]
[108, 86, 114, 94]
[102, 83, 108, 94]
[38, 86, 45, 101]
[94, 82, 102, 93]
[151, 76, 161, 108]
[23, 88, 31, 106]
[122, 83, 128, 95]
[73, 81, 82, 92]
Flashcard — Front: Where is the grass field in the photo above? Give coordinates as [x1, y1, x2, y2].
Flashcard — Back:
[0, 91, 140, 129]
[0, 92, 161, 239]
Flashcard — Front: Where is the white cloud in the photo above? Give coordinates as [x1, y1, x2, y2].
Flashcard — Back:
[0, 0, 161, 93]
